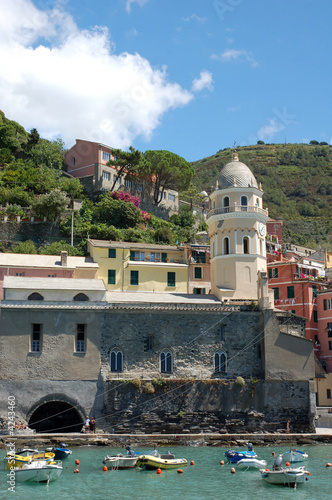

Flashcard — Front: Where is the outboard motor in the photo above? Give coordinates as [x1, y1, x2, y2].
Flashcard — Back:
[247, 443, 253, 452]
[273, 455, 283, 470]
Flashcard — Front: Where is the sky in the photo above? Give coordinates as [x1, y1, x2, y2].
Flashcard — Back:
[1, 0, 331, 161]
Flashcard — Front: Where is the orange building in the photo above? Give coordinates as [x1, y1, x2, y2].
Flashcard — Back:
[188, 244, 211, 294]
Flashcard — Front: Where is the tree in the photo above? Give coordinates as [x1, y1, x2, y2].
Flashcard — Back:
[58, 177, 84, 199]
[12, 240, 37, 254]
[169, 205, 195, 228]
[32, 189, 69, 220]
[29, 138, 65, 169]
[40, 241, 83, 256]
[140, 150, 194, 205]
[26, 128, 40, 151]
[92, 192, 141, 229]
[106, 146, 142, 191]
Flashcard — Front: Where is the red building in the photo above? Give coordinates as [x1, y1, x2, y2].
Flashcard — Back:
[316, 285, 332, 372]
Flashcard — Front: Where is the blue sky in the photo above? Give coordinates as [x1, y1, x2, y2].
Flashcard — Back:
[1, 0, 331, 161]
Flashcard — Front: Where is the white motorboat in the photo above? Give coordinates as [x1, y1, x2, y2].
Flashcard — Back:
[282, 449, 308, 462]
[237, 458, 267, 469]
[260, 466, 310, 487]
[103, 454, 137, 470]
[13, 460, 63, 483]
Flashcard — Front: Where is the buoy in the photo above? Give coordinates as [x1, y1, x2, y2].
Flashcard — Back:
[265, 468, 270, 472]
[272, 452, 275, 457]
[66, 466, 68, 469]
[286, 462, 290, 467]
[307, 471, 311, 476]
[74, 468, 80, 473]
[177, 469, 184, 474]
[103, 466, 108, 472]
[230, 467, 236, 474]
[326, 463, 332, 467]
[156, 468, 162, 474]
[75, 459, 80, 465]
[220, 460, 225, 465]
[190, 461, 195, 466]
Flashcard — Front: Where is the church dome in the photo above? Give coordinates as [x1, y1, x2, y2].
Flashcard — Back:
[218, 153, 258, 189]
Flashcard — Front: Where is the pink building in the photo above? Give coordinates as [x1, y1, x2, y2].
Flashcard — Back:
[0, 252, 99, 299]
[316, 285, 332, 372]
[188, 245, 211, 295]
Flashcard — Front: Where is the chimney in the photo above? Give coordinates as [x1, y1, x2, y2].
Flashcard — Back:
[61, 251, 68, 266]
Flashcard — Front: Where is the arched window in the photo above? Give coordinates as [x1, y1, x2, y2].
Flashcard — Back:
[212, 201, 216, 209]
[73, 293, 89, 302]
[243, 236, 249, 254]
[256, 198, 259, 207]
[241, 195, 248, 212]
[110, 349, 123, 372]
[214, 351, 227, 373]
[223, 196, 230, 213]
[223, 237, 230, 255]
[212, 241, 215, 258]
[160, 350, 173, 373]
[28, 292, 44, 301]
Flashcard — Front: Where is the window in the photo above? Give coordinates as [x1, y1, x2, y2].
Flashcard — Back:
[159, 191, 166, 200]
[125, 179, 132, 188]
[15, 272, 24, 276]
[287, 286, 295, 299]
[108, 270, 116, 285]
[193, 288, 206, 294]
[144, 335, 153, 352]
[312, 285, 317, 298]
[214, 351, 227, 373]
[136, 183, 143, 192]
[130, 270, 139, 286]
[220, 325, 225, 341]
[73, 293, 89, 301]
[150, 252, 161, 262]
[160, 350, 172, 373]
[167, 272, 176, 287]
[110, 349, 123, 372]
[114, 175, 121, 184]
[328, 323, 332, 337]
[313, 310, 318, 323]
[327, 389, 331, 400]
[268, 268, 279, 279]
[102, 151, 111, 161]
[102, 170, 111, 181]
[223, 196, 230, 212]
[194, 267, 202, 279]
[329, 341, 332, 351]
[161, 253, 167, 263]
[76, 324, 86, 352]
[72, 157, 75, 166]
[168, 194, 175, 202]
[243, 236, 249, 254]
[192, 250, 206, 263]
[28, 292, 44, 301]
[273, 287, 279, 300]
[323, 299, 331, 311]
[241, 195, 248, 211]
[108, 248, 116, 258]
[31, 324, 42, 352]
[48, 274, 56, 278]
[223, 237, 230, 255]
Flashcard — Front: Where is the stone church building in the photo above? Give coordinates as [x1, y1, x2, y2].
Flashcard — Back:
[0, 154, 316, 434]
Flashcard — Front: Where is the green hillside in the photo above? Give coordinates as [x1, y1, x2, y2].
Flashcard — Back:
[192, 143, 332, 249]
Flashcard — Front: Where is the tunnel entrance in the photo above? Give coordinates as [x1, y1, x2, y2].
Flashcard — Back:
[29, 401, 84, 433]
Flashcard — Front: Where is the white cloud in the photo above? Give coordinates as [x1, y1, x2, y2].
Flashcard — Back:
[211, 49, 258, 67]
[183, 14, 206, 23]
[125, 0, 149, 14]
[0, 0, 193, 149]
[191, 70, 213, 93]
[257, 119, 285, 141]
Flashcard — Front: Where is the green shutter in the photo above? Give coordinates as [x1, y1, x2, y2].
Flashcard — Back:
[130, 270, 139, 286]
[161, 253, 167, 263]
[108, 270, 116, 285]
[108, 249, 116, 258]
[268, 268, 272, 279]
[130, 250, 135, 261]
[167, 272, 175, 287]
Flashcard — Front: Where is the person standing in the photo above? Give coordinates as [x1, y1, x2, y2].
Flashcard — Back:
[84, 416, 90, 433]
[89, 417, 96, 434]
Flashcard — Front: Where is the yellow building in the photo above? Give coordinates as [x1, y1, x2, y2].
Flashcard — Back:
[87, 239, 189, 293]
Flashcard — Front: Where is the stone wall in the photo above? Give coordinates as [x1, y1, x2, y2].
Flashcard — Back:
[102, 379, 314, 434]
[0, 221, 61, 244]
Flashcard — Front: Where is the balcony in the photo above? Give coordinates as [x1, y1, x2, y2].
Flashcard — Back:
[207, 205, 268, 219]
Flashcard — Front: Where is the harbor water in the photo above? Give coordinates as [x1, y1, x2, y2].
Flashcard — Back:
[1, 444, 332, 499]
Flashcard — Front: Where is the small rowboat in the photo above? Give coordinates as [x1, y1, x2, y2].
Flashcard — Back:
[103, 454, 137, 470]
[136, 452, 187, 470]
[237, 458, 267, 470]
[13, 460, 63, 483]
[260, 466, 310, 487]
[281, 449, 308, 463]
[4, 449, 55, 470]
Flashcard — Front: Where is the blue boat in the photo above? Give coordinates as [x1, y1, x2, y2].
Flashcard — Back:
[45, 444, 72, 460]
[225, 443, 258, 463]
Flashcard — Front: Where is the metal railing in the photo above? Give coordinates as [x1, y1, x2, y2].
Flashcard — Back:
[207, 205, 268, 219]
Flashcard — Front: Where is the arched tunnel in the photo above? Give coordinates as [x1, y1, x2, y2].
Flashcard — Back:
[28, 400, 84, 433]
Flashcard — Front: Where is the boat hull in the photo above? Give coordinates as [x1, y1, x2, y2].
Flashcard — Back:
[104, 456, 138, 470]
[14, 464, 63, 482]
[136, 454, 187, 470]
[225, 450, 258, 463]
[237, 458, 267, 469]
[282, 450, 308, 463]
[260, 467, 309, 486]
[5, 452, 55, 470]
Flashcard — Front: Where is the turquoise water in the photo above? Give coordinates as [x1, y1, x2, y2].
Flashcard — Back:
[1, 444, 332, 499]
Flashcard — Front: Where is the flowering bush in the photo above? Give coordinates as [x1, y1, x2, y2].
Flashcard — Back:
[110, 191, 141, 207]
[141, 210, 151, 222]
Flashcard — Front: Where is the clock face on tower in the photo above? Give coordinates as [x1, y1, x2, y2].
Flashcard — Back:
[259, 223, 265, 236]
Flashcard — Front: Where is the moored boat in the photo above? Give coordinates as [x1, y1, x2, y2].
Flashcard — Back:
[45, 444, 72, 460]
[13, 460, 63, 483]
[225, 449, 258, 463]
[103, 454, 137, 470]
[281, 449, 308, 462]
[260, 466, 310, 487]
[136, 451, 187, 470]
[237, 458, 267, 469]
[4, 449, 55, 470]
